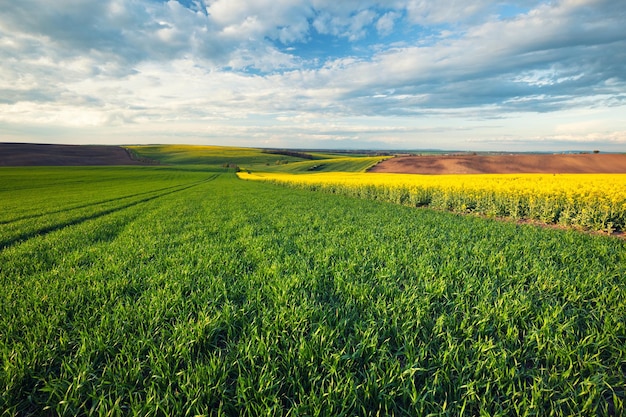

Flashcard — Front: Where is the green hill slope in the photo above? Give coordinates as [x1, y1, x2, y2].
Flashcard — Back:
[126, 145, 388, 172]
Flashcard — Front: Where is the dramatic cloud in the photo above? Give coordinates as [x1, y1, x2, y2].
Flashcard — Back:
[1, 0, 625, 150]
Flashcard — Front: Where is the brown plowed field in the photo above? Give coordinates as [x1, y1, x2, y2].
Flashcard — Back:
[0, 143, 153, 166]
[369, 153, 626, 174]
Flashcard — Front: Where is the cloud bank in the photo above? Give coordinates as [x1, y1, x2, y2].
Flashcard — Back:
[1, 0, 625, 150]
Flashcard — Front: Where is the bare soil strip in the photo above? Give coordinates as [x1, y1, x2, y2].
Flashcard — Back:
[369, 153, 626, 174]
[0, 143, 152, 166]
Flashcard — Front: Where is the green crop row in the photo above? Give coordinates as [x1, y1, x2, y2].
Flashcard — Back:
[1, 170, 625, 416]
[0, 167, 211, 223]
[0, 167, 214, 250]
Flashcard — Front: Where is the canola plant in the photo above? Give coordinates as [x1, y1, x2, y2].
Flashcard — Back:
[239, 172, 626, 233]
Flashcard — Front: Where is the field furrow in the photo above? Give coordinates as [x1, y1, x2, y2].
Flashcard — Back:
[0, 169, 217, 249]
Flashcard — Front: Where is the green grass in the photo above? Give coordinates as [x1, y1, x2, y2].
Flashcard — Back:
[0, 167, 213, 250]
[1, 166, 625, 416]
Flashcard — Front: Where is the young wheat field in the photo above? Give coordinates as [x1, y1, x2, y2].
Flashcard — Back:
[1, 147, 625, 416]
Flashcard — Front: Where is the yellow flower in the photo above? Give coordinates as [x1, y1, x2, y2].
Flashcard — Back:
[238, 172, 626, 231]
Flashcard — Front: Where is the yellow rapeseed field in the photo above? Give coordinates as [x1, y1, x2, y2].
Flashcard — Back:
[238, 172, 626, 232]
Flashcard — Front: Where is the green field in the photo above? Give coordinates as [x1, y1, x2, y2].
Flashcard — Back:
[126, 145, 300, 167]
[127, 145, 387, 173]
[1, 147, 625, 416]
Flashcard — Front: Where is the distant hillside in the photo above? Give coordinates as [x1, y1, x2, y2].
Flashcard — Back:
[0, 143, 154, 166]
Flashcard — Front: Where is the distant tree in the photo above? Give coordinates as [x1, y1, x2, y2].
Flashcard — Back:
[593, 150, 600, 154]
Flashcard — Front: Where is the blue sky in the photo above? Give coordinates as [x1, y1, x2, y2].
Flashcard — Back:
[1, 0, 625, 151]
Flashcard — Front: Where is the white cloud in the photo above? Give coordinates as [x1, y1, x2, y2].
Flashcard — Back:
[0, 0, 625, 150]
[376, 12, 400, 36]
[312, 9, 378, 41]
[207, 0, 313, 43]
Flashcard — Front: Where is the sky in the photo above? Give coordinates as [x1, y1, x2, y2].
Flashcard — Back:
[1, 0, 625, 151]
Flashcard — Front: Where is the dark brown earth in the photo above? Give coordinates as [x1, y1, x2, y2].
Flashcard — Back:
[0, 143, 153, 166]
[369, 153, 626, 174]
